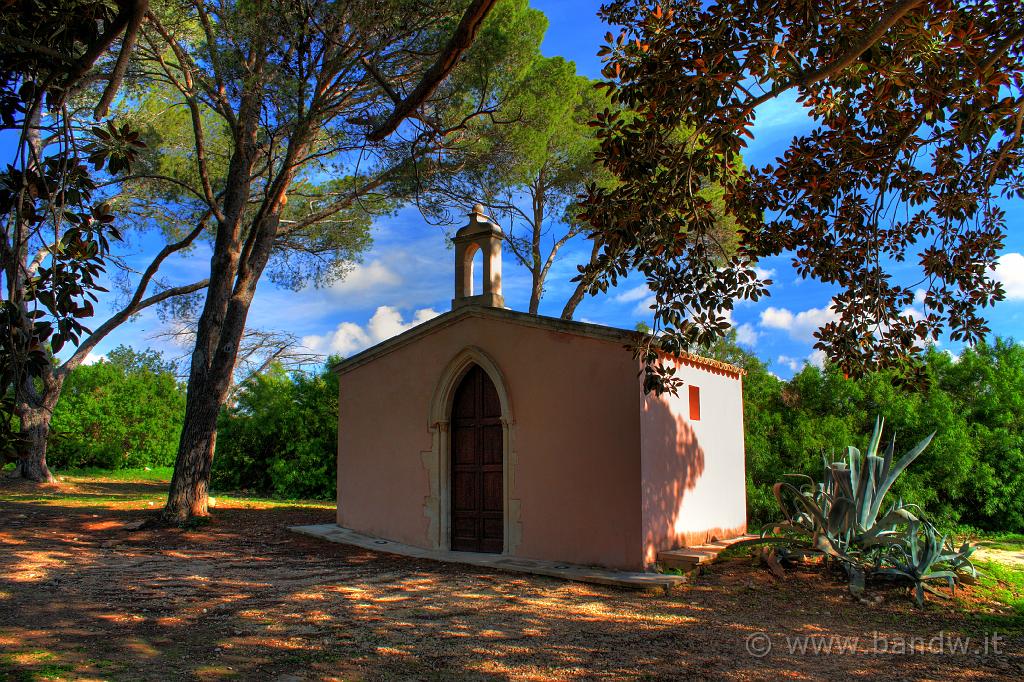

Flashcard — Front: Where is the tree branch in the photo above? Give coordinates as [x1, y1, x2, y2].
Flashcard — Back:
[95, 0, 150, 119]
[740, 0, 924, 115]
[366, 0, 499, 141]
[146, 13, 226, 223]
[59, 215, 211, 374]
[61, 279, 208, 375]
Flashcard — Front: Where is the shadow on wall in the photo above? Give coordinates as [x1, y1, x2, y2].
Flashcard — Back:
[641, 394, 706, 563]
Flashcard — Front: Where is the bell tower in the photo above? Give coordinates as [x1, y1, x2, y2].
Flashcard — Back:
[452, 204, 505, 309]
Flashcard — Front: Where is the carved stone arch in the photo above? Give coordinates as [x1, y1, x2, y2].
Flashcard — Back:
[429, 346, 512, 427]
[423, 346, 520, 553]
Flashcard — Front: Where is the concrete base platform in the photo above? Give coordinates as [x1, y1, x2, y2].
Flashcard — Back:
[290, 524, 688, 594]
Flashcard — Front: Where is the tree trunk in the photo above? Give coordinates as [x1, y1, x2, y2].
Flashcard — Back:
[161, 371, 228, 523]
[11, 377, 62, 483]
[160, 253, 253, 524]
[560, 281, 587, 320]
[527, 171, 545, 316]
[13, 406, 55, 483]
[528, 276, 542, 315]
[561, 240, 601, 320]
[157, 76, 273, 524]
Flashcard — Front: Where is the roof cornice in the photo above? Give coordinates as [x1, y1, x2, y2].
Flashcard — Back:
[331, 305, 744, 379]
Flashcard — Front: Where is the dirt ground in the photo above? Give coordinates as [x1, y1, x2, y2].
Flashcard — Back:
[1, 476, 1022, 681]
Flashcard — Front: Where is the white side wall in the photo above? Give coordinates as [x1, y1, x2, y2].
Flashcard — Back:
[639, 358, 747, 565]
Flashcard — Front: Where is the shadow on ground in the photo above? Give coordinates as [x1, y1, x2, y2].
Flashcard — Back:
[1, 478, 1022, 681]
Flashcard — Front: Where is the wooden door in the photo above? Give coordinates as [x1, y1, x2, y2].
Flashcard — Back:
[450, 364, 504, 553]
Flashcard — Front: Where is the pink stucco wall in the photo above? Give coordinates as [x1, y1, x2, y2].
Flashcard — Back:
[337, 309, 747, 571]
[640, 357, 747, 566]
[337, 313, 645, 570]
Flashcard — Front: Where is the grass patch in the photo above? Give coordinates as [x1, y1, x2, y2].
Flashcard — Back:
[29, 663, 74, 680]
[0, 650, 73, 682]
[58, 466, 174, 481]
[210, 492, 333, 510]
[0, 468, 332, 512]
[716, 542, 761, 561]
[964, 559, 1024, 632]
[973, 533, 1024, 552]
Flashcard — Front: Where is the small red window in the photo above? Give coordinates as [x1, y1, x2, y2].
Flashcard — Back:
[688, 385, 701, 421]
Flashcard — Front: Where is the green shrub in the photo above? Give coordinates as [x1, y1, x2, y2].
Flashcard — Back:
[738, 339, 1024, 534]
[49, 346, 186, 470]
[213, 361, 338, 499]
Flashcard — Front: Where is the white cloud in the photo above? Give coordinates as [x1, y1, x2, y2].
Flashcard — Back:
[716, 308, 759, 347]
[302, 305, 441, 357]
[366, 306, 439, 341]
[614, 284, 652, 304]
[735, 323, 759, 347]
[82, 352, 107, 365]
[777, 355, 801, 373]
[609, 283, 659, 316]
[778, 350, 827, 373]
[808, 349, 827, 368]
[902, 306, 925, 321]
[633, 295, 657, 316]
[759, 303, 837, 342]
[994, 252, 1024, 300]
[329, 260, 401, 293]
[304, 322, 371, 356]
[754, 266, 776, 280]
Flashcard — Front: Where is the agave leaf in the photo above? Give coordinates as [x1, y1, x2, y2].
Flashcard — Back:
[864, 507, 919, 537]
[774, 481, 828, 530]
[875, 567, 915, 580]
[862, 455, 885, 525]
[868, 431, 936, 523]
[882, 434, 895, 475]
[813, 532, 849, 561]
[867, 416, 884, 458]
[864, 534, 909, 548]
[908, 521, 921, 566]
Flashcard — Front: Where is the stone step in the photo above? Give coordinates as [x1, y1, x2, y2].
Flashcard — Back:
[657, 535, 758, 571]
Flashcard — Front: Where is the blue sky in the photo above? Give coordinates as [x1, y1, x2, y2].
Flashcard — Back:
[45, 1, 1024, 376]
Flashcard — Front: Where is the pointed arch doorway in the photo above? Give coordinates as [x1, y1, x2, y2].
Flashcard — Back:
[450, 364, 504, 553]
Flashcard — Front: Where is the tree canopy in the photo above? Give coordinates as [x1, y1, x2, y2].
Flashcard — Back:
[132, 0, 534, 522]
[583, 0, 1024, 391]
[420, 49, 611, 316]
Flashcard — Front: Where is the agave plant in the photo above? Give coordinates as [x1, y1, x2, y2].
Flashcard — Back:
[753, 417, 975, 605]
[874, 520, 977, 605]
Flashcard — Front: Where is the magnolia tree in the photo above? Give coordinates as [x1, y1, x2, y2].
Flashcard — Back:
[1, 0, 155, 479]
[582, 0, 1024, 392]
